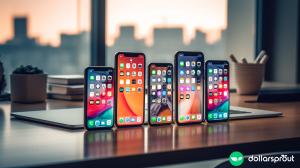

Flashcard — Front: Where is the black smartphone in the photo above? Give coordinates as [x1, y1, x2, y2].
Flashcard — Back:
[115, 52, 145, 127]
[205, 60, 230, 122]
[175, 51, 204, 125]
[148, 63, 173, 126]
[84, 66, 114, 130]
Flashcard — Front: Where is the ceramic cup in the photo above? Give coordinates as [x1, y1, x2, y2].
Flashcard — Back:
[234, 63, 265, 95]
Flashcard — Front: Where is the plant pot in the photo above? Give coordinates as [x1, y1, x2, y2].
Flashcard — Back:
[10, 74, 47, 103]
[234, 63, 265, 95]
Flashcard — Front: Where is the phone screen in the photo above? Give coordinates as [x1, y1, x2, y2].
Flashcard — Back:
[116, 53, 145, 126]
[85, 67, 114, 129]
[206, 61, 230, 121]
[148, 63, 173, 125]
[176, 52, 204, 124]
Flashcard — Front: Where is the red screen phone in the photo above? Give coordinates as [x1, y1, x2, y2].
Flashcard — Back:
[115, 52, 145, 126]
[205, 60, 230, 122]
[148, 63, 173, 125]
[84, 67, 114, 130]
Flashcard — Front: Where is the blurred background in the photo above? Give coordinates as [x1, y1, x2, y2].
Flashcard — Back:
[0, 0, 299, 91]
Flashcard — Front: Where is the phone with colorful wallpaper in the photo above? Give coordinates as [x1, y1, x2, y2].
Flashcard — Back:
[84, 67, 114, 130]
[115, 52, 145, 127]
[175, 51, 204, 125]
[148, 63, 173, 126]
[205, 60, 230, 122]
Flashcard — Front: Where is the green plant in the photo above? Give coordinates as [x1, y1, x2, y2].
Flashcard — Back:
[0, 55, 6, 94]
[13, 65, 44, 74]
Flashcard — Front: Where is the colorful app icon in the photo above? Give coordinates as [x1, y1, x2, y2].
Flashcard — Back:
[89, 100, 94, 105]
[180, 61, 184, 67]
[208, 113, 213, 119]
[137, 87, 142, 92]
[191, 61, 196, 66]
[152, 70, 156, 75]
[120, 63, 124, 68]
[180, 115, 184, 121]
[186, 61, 190, 67]
[95, 120, 100, 127]
[151, 117, 156, 123]
[89, 75, 95, 80]
[126, 63, 130, 69]
[88, 120, 94, 127]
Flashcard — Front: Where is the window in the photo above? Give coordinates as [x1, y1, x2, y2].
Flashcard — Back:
[0, 0, 91, 89]
[106, 0, 256, 86]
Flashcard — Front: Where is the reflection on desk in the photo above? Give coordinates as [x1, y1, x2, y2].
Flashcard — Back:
[84, 124, 229, 158]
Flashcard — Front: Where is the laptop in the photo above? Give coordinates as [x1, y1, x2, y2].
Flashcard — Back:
[11, 106, 282, 129]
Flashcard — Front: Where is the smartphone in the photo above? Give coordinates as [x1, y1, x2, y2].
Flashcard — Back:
[148, 63, 173, 125]
[84, 67, 114, 130]
[205, 60, 230, 122]
[175, 51, 204, 125]
[115, 52, 145, 127]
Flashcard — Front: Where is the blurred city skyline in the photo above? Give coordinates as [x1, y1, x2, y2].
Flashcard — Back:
[0, 0, 227, 46]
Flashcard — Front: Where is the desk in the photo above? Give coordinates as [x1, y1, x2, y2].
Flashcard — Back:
[0, 94, 300, 167]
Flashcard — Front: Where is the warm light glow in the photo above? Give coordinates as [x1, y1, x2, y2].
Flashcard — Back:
[0, 0, 227, 47]
[107, 0, 227, 46]
[0, 0, 90, 46]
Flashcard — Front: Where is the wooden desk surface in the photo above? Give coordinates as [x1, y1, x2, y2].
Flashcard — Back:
[0, 94, 300, 167]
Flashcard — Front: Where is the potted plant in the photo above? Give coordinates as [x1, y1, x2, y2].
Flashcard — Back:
[10, 65, 47, 103]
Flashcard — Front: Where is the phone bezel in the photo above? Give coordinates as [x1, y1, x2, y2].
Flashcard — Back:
[204, 60, 230, 123]
[174, 51, 205, 125]
[84, 66, 115, 130]
[114, 52, 146, 127]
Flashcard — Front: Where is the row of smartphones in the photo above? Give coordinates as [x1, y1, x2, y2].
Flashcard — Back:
[84, 51, 230, 130]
